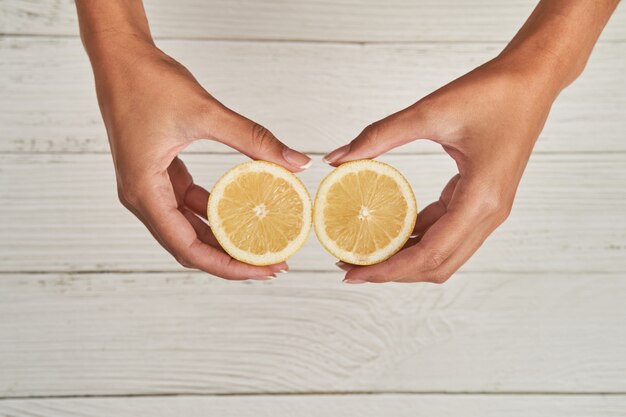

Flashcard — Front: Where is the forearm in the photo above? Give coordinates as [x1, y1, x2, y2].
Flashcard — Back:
[499, 0, 619, 95]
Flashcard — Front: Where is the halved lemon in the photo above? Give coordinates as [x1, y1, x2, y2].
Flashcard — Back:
[207, 161, 312, 266]
[314, 159, 417, 265]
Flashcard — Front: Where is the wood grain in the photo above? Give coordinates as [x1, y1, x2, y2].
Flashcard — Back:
[1, 394, 626, 417]
[1, 0, 625, 42]
[0, 271, 625, 397]
[1, 38, 625, 154]
[1, 153, 625, 273]
[1, 0, 625, 407]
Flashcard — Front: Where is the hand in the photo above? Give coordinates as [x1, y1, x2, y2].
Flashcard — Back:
[325, 56, 558, 284]
[92, 35, 311, 280]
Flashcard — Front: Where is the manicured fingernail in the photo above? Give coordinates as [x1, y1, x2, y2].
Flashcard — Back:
[323, 144, 350, 165]
[409, 233, 419, 239]
[251, 275, 275, 281]
[278, 269, 288, 274]
[283, 148, 312, 170]
[343, 278, 367, 284]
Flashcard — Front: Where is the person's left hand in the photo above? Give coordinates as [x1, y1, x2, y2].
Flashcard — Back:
[324, 55, 558, 284]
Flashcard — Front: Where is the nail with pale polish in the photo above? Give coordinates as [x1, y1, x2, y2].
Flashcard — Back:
[283, 147, 312, 170]
[343, 278, 367, 284]
[278, 269, 289, 274]
[323, 144, 350, 165]
[250, 275, 276, 281]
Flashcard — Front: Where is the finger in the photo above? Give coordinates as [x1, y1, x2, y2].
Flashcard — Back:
[397, 223, 492, 284]
[167, 157, 211, 220]
[182, 208, 288, 274]
[123, 200, 169, 250]
[166, 157, 210, 220]
[400, 178, 510, 283]
[344, 174, 459, 281]
[323, 105, 436, 166]
[138, 173, 281, 280]
[375, 200, 450, 275]
[407, 174, 460, 242]
[167, 157, 194, 208]
[181, 207, 222, 249]
[209, 109, 311, 172]
[344, 177, 493, 283]
[408, 200, 446, 241]
[185, 183, 210, 220]
[335, 261, 356, 272]
[167, 157, 288, 274]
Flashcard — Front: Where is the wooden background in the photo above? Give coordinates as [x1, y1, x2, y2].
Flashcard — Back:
[1, 1, 625, 415]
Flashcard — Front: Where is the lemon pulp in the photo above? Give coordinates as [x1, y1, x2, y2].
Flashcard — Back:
[314, 160, 417, 265]
[208, 161, 311, 266]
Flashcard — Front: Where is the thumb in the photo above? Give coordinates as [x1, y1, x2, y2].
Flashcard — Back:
[323, 105, 435, 166]
[210, 107, 311, 172]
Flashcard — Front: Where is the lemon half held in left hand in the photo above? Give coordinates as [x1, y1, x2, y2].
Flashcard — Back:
[208, 161, 312, 266]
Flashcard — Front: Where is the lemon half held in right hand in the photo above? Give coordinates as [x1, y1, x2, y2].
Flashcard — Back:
[313, 159, 417, 265]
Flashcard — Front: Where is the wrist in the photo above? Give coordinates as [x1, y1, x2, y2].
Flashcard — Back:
[493, 45, 565, 102]
[77, 0, 155, 67]
[84, 31, 161, 85]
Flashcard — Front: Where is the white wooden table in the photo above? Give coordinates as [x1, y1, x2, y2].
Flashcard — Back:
[1, 1, 625, 415]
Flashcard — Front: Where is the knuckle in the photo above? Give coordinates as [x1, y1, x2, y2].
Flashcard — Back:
[361, 121, 382, 145]
[477, 190, 506, 218]
[498, 201, 513, 223]
[174, 253, 193, 269]
[422, 250, 446, 271]
[250, 123, 275, 152]
[117, 186, 129, 207]
[118, 185, 141, 208]
[478, 190, 513, 224]
[479, 193, 502, 214]
[429, 270, 451, 284]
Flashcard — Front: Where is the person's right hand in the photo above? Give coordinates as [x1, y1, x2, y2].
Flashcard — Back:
[90, 34, 311, 280]
[324, 54, 558, 284]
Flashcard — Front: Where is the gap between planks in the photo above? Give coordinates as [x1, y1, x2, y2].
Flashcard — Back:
[2, 391, 626, 402]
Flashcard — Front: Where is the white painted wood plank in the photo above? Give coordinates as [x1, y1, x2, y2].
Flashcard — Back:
[1, 394, 626, 417]
[1, 0, 625, 42]
[1, 153, 625, 273]
[0, 155, 626, 272]
[1, 38, 625, 154]
[0, 271, 625, 397]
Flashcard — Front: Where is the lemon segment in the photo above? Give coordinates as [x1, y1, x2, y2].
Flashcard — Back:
[208, 161, 312, 266]
[313, 160, 417, 265]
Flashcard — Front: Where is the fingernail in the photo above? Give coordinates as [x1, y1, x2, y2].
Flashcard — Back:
[343, 278, 367, 284]
[409, 233, 419, 239]
[323, 144, 350, 165]
[335, 261, 351, 271]
[278, 269, 288, 274]
[283, 148, 312, 170]
[251, 275, 275, 281]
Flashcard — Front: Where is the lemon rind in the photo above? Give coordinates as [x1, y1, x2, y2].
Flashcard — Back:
[208, 160, 312, 266]
[313, 159, 417, 266]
